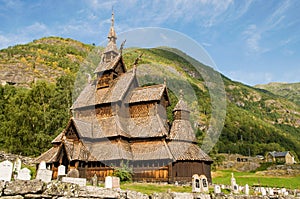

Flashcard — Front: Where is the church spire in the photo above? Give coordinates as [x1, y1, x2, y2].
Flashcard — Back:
[107, 9, 117, 43]
[100, 9, 119, 64]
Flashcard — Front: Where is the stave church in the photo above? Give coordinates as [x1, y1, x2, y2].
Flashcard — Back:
[35, 12, 213, 183]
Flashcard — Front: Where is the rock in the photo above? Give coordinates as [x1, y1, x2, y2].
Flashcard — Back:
[0, 180, 6, 196]
[0, 195, 24, 199]
[24, 194, 45, 198]
[43, 181, 79, 197]
[66, 168, 79, 178]
[170, 192, 195, 199]
[77, 186, 120, 198]
[4, 179, 44, 196]
[150, 192, 172, 199]
[126, 190, 149, 199]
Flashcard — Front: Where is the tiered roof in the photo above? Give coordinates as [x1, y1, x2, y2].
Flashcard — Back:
[35, 12, 212, 165]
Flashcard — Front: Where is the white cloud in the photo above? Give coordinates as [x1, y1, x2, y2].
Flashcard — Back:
[242, 1, 292, 55]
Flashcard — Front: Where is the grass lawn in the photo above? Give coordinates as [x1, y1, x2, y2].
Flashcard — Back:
[212, 170, 300, 189]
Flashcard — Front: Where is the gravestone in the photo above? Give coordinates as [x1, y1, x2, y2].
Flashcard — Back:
[67, 168, 79, 178]
[62, 177, 86, 186]
[92, 174, 98, 186]
[245, 184, 249, 195]
[231, 173, 236, 191]
[192, 174, 200, 193]
[261, 187, 266, 196]
[58, 165, 66, 176]
[39, 161, 46, 170]
[13, 158, 22, 174]
[233, 184, 239, 194]
[36, 169, 53, 183]
[0, 160, 13, 182]
[105, 176, 113, 189]
[199, 175, 209, 193]
[214, 185, 221, 194]
[17, 168, 31, 180]
[112, 176, 120, 189]
[268, 188, 274, 196]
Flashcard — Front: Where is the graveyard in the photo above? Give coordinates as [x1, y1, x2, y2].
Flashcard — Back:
[0, 152, 299, 198]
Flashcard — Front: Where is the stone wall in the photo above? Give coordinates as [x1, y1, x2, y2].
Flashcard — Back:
[0, 180, 299, 199]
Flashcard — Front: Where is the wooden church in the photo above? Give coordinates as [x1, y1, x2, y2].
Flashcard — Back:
[35, 12, 213, 183]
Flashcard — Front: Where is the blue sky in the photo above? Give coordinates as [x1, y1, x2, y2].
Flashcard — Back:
[0, 0, 299, 85]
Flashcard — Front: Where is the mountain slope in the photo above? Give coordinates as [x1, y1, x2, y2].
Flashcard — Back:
[0, 37, 299, 159]
[255, 82, 300, 106]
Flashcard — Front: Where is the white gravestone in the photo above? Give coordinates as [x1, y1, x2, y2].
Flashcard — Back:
[58, 165, 66, 176]
[200, 175, 209, 193]
[214, 185, 221, 194]
[17, 168, 31, 181]
[36, 169, 53, 183]
[39, 161, 47, 170]
[13, 158, 22, 174]
[233, 184, 239, 194]
[245, 184, 249, 195]
[105, 176, 113, 189]
[261, 187, 267, 196]
[62, 177, 86, 186]
[112, 176, 120, 189]
[0, 160, 13, 182]
[269, 188, 274, 196]
[192, 174, 200, 193]
[231, 173, 236, 191]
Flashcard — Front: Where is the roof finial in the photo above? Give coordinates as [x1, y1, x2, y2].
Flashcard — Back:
[107, 7, 117, 41]
[164, 77, 167, 85]
[111, 7, 115, 27]
[133, 53, 143, 67]
[120, 39, 126, 54]
[179, 89, 183, 100]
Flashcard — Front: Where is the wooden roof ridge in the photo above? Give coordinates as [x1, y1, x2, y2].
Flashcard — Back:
[34, 146, 60, 164]
[173, 98, 190, 113]
[169, 119, 197, 142]
[51, 132, 64, 144]
[167, 141, 213, 162]
[94, 53, 123, 74]
[128, 83, 169, 104]
[163, 139, 175, 160]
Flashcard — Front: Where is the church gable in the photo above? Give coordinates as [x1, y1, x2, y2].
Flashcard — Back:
[64, 119, 80, 141]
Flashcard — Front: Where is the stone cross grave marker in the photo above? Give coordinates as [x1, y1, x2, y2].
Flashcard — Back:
[13, 158, 22, 174]
[231, 173, 236, 191]
[245, 184, 249, 195]
[92, 174, 98, 186]
[0, 160, 13, 182]
[58, 165, 66, 176]
[17, 168, 31, 181]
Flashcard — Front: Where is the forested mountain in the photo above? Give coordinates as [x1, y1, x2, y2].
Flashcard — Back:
[0, 37, 299, 160]
[255, 82, 300, 106]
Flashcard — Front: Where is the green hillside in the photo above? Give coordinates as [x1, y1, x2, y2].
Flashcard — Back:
[255, 82, 300, 106]
[0, 37, 299, 160]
